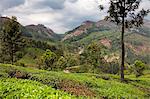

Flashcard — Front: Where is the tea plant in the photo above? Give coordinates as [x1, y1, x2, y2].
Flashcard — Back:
[0, 78, 78, 99]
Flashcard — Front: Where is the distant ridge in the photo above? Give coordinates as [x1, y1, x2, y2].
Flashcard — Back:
[0, 16, 61, 41]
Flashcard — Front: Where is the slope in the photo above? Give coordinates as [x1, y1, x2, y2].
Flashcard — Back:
[0, 64, 149, 98]
[63, 20, 150, 64]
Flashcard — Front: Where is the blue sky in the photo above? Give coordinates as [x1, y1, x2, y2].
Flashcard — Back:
[0, 0, 150, 33]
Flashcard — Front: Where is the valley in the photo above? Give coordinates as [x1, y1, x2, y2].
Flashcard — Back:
[0, 16, 150, 98]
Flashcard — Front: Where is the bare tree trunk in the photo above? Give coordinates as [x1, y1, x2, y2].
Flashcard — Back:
[121, 21, 125, 81]
[11, 42, 14, 65]
[11, 49, 14, 65]
[121, 2, 125, 81]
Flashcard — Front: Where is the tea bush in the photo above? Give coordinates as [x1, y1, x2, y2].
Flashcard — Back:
[0, 78, 78, 99]
[0, 64, 149, 98]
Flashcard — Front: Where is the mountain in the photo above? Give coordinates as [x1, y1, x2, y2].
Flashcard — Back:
[62, 19, 150, 64]
[63, 19, 150, 41]
[62, 21, 95, 41]
[62, 20, 118, 41]
[25, 24, 60, 40]
[0, 17, 60, 41]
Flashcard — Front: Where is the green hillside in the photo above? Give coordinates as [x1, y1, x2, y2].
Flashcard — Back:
[63, 20, 150, 64]
[0, 64, 150, 98]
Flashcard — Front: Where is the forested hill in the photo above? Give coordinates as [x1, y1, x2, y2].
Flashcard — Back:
[62, 19, 150, 64]
[0, 17, 61, 41]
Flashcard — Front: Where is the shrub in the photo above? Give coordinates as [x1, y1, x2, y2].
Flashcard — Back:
[15, 62, 26, 67]
[0, 78, 77, 98]
[41, 49, 57, 70]
[133, 60, 145, 77]
[54, 56, 67, 70]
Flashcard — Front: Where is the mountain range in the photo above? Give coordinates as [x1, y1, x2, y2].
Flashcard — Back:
[0, 16, 150, 64]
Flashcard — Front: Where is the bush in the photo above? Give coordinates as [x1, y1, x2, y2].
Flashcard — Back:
[54, 56, 67, 70]
[98, 62, 119, 74]
[41, 49, 57, 70]
[15, 62, 26, 67]
[133, 60, 145, 77]
[0, 78, 77, 98]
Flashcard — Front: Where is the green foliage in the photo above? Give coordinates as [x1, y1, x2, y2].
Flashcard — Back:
[0, 64, 149, 98]
[103, 0, 149, 81]
[41, 49, 57, 70]
[64, 52, 80, 67]
[133, 60, 145, 77]
[99, 62, 119, 74]
[81, 42, 102, 73]
[55, 52, 80, 70]
[18, 48, 44, 67]
[15, 62, 26, 67]
[64, 28, 150, 65]
[0, 78, 77, 98]
[0, 16, 25, 64]
[55, 56, 67, 70]
[107, 0, 149, 27]
[26, 38, 57, 51]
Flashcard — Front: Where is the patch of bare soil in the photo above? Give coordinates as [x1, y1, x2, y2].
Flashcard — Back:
[58, 80, 96, 97]
[100, 38, 112, 49]
[125, 43, 150, 55]
[8, 70, 30, 79]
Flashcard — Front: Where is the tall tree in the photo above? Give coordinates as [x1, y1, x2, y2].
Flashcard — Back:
[100, 0, 149, 81]
[0, 16, 25, 64]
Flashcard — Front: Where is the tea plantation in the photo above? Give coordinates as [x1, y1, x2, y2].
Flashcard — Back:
[0, 64, 150, 98]
[0, 78, 77, 99]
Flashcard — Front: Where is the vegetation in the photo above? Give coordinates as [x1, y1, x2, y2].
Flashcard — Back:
[0, 16, 25, 64]
[102, 0, 150, 81]
[133, 60, 146, 77]
[0, 64, 150, 98]
[40, 49, 57, 70]
[0, 0, 149, 97]
[0, 78, 77, 98]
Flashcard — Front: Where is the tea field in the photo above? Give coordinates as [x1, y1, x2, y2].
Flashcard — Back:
[0, 64, 150, 98]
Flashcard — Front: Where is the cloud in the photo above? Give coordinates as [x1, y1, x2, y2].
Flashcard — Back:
[22, 0, 66, 10]
[0, 0, 25, 12]
[36, 0, 77, 9]
[0, 0, 150, 33]
[140, 0, 150, 19]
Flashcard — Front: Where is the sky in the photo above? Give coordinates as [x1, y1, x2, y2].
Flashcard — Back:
[0, 0, 150, 33]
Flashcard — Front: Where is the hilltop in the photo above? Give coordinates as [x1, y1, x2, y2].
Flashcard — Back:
[0, 17, 61, 41]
